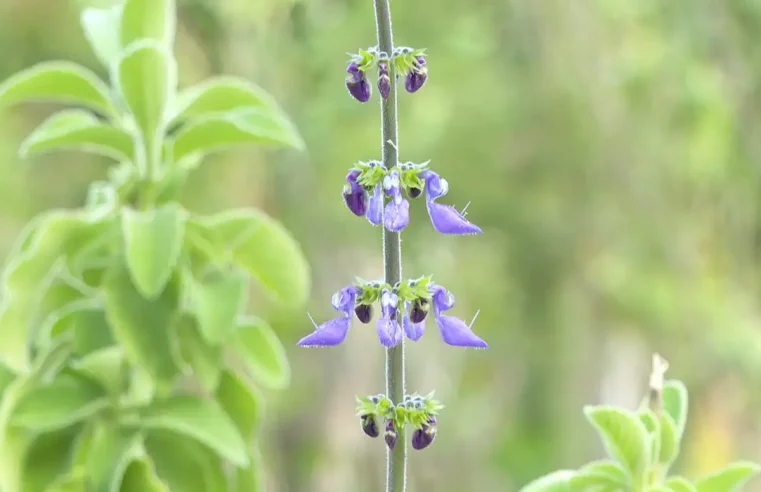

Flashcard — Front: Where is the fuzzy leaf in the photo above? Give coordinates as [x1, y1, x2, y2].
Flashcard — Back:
[146, 430, 228, 492]
[120, 0, 176, 48]
[584, 406, 650, 480]
[663, 380, 689, 438]
[0, 61, 115, 116]
[20, 427, 78, 492]
[191, 269, 248, 345]
[659, 413, 680, 468]
[518, 470, 574, 492]
[666, 477, 698, 492]
[694, 462, 761, 492]
[70, 346, 125, 395]
[80, 5, 123, 67]
[571, 460, 629, 489]
[234, 451, 265, 492]
[169, 76, 280, 124]
[86, 424, 143, 492]
[121, 203, 186, 299]
[120, 457, 169, 492]
[174, 313, 221, 392]
[20, 109, 133, 161]
[138, 395, 248, 466]
[232, 316, 290, 390]
[216, 369, 264, 442]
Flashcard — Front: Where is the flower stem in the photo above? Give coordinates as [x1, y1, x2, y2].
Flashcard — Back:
[373, 0, 405, 490]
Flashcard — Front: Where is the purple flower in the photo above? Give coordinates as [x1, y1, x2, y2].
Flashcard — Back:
[421, 170, 482, 235]
[384, 420, 398, 450]
[429, 284, 487, 347]
[403, 298, 427, 341]
[346, 62, 371, 102]
[383, 170, 410, 232]
[361, 414, 379, 438]
[377, 288, 402, 347]
[404, 56, 427, 93]
[412, 416, 437, 450]
[378, 61, 391, 100]
[298, 285, 360, 347]
[367, 183, 384, 226]
[343, 170, 368, 216]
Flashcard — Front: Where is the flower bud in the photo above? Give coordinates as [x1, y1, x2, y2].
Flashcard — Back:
[384, 419, 398, 450]
[407, 186, 422, 199]
[343, 184, 369, 216]
[355, 304, 373, 324]
[410, 298, 429, 324]
[378, 61, 391, 100]
[411, 416, 437, 450]
[360, 414, 379, 438]
[346, 62, 371, 102]
[404, 56, 428, 93]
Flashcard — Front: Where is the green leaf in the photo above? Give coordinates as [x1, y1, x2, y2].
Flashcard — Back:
[174, 312, 221, 392]
[46, 471, 89, 492]
[120, 0, 176, 48]
[120, 457, 169, 492]
[234, 450, 265, 492]
[102, 265, 181, 389]
[121, 203, 186, 299]
[80, 5, 123, 67]
[169, 76, 281, 125]
[639, 410, 661, 471]
[232, 316, 290, 390]
[648, 487, 671, 492]
[21, 427, 79, 492]
[20, 109, 133, 161]
[659, 413, 680, 468]
[11, 374, 107, 432]
[666, 477, 698, 492]
[138, 395, 248, 467]
[216, 369, 264, 442]
[571, 460, 629, 489]
[70, 346, 125, 395]
[694, 462, 761, 492]
[0, 61, 116, 117]
[518, 470, 574, 492]
[663, 380, 689, 438]
[584, 406, 651, 480]
[0, 364, 15, 397]
[85, 424, 143, 492]
[171, 107, 304, 162]
[196, 209, 310, 306]
[146, 430, 228, 492]
[191, 269, 248, 344]
[38, 300, 114, 356]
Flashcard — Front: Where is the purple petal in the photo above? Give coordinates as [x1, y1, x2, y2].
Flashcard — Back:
[332, 285, 359, 315]
[377, 316, 402, 347]
[403, 314, 425, 341]
[434, 312, 487, 348]
[367, 183, 384, 226]
[384, 199, 410, 232]
[430, 284, 455, 314]
[422, 171, 482, 235]
[298, 314, 351, 347]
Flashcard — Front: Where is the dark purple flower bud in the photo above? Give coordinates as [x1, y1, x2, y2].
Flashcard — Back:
[346, 62, 371, 102]
[404, 56, 428, 93]
[412, 416, 437, 450]
[355, 304, 373, 324]
[378, 61, 391, 100]
[361, 414, 379, 438]
[407, 187, 422, 199]
[343, 170, 369, 216]
[384, 420, 398, 450]
[410, 298, 429, 324]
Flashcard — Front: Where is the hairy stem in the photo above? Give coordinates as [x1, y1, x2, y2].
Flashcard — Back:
[373, 0, 405, 490]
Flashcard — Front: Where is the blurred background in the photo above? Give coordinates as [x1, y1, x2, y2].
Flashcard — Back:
[2, 0, 761, 490]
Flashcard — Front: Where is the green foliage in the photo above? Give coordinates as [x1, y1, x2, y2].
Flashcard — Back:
[0, 0, 309, 490]
[520, 377, 760, 492]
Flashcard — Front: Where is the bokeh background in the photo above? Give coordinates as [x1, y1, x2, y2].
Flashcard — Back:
[3, 0, 761, 490]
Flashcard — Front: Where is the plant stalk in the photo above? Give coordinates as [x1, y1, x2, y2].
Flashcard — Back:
[373, 0, 405, 490]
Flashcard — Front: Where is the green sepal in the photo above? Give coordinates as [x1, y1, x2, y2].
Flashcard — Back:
[397, 276, 433, 302]
[354, 279, 382, 305]
[356, 163, 386, 189]
[400, 169, 424, 192]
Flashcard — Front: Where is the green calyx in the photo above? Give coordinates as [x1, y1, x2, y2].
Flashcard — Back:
[353, 275, 433, 306]
[356, 392, 444, 430]
[347, 46, 427, 75]
[351, 160, 429, 197]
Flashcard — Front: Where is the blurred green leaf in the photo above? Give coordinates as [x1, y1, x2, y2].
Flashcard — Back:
[20, 109, 133, 161]
[86, 424, 142, 492]
[232, 316, 290, 390]
[216, 369, 263, 442]
[171, 107, 304, 162]
[191, 269, 248, 345]
[584, 406, 650, 481]
[38, 301, 114, 356]
[121, 203, 186, 299]
[663, 380, 688, 438]
[0, 364, 14, 397]
[0, 61, 116, 117]
[102, 265, 181, 388]
[80, 5, 123, 67]
[138, 395, 248, 467]
[518, 470, 574, 492]
[570, 461, 629, 490]
[659, 413, 679, 468]
[120, 0, 176, 48]
[70, 346, 125, 395]
[174, 312, 221, 392]
[694, 462, 761, 492]
[146, 430, 228, 492]
[21, 427, 78, 491]
[46, 471, 89, 492]
[234, 450, 265, 492]
[666, 477, 698, 492]
[638, 410, 661, 468]
[120, 457, 169, 492]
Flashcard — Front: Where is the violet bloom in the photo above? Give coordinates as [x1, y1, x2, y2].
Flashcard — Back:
[346, 62, 371, 102]
[361, 414, 379, 438]
[404, 284, 487, 348]
[377, 288, 402, 347]
[382, 170, 410, 232]
[411, 416, 437, 450]
[378, 61, 391, 100]
[343, 170, 368, 216]
[421, 170, 482, 235]
[366, 183, 384, 226]
[402, 298, 427, 341]
[384, 420, 398, 450]
[298, 285, 360, 346]
[405, 56, 428, 93]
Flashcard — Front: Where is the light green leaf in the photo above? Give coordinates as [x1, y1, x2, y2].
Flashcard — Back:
[11, 374, 107, 431]
[0, 61, 116, 117]
[169, 76, 281, 124]
[0, 364, 15, 397]
[70, 346, 125, 395]
[659, 413, 680, 468]
[20, 109, 133, 161]
[232, 316, 290, 390]
[171, 107, 304, 162]
[120, 0, 176, 48]
[639, 409, 661, 468]
[146, 430, 228, 492]
[102, 265, 181, 389]
[196, 209, 310, 306]
[571, 460, 629, 490]
[519, 470, 574, 492]
[138, 395, 248, 467]
[666, 477, 698, 492]
[216, 369, 264, 442]
[45, 471, 89, 492]
[648, 487, 671, 492]
[121, 203, 186, 299]
[584, 406, 650, 480]
[37, 300, 114, 357]
[21, 427, 79, 492]
[663, 380, 688, 438]
[86, 423, 143, 492]
[191, 269, 248, 344]
[80, 5, 123, 67]
[234, 450, 265, 492]
[695, 462, 761, 492]
[174, 313, 221, 392]
[120, 457, 169, 492]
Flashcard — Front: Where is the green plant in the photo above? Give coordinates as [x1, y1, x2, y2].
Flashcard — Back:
[0, 0, 309, 490]
[520, 355, 760, 492]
